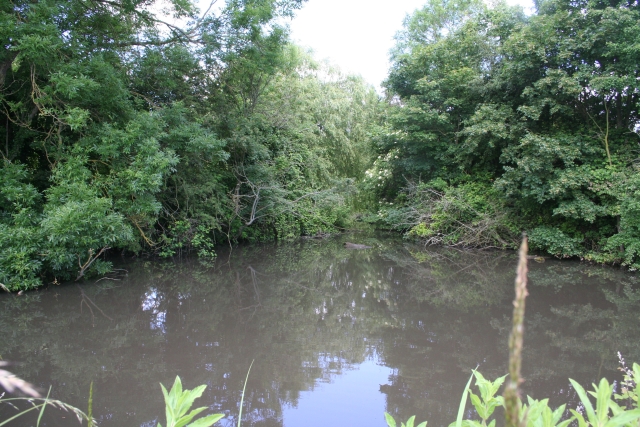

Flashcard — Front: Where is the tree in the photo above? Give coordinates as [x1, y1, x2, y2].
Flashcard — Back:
[377, 0, 640, 265]
[0, 0, 308, 289]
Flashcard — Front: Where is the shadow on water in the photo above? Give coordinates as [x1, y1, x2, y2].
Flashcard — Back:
[1, 233, 639, 426]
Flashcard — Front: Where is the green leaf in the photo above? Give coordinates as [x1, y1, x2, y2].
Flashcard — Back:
[385, 413, 398, 427]
[469, 392, 487, 420]
[570, 409, 588, 427]
[36, 387, 52, 426]
[187, 413, 225, 427]
[176, 386, 206, 420]
[238, 360, 254, 427]
[490, 375, 507, 397]
[175, 407, 206, 427]
[159, 376, 220, 427]
[456, 371, 475, 427]
[595, 378, 614, 426]
[11, 55, 21, 73]
[552, 404, 567, 425]
[570, 379, 597, 426]
[603, 409, 640, 427]
[161, 383, 175, 426]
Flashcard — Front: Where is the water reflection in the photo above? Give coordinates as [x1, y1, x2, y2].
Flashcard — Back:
[283, 356, 392, 427]
[0, 234, 638, 427]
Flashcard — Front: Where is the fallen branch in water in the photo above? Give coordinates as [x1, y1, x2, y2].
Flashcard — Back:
[76, 247, 110, 281]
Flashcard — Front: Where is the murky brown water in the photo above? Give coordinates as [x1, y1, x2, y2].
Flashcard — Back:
[1, 234, 639, 427]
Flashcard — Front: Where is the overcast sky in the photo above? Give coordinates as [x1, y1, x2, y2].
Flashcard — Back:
[286, 0, 535, 90]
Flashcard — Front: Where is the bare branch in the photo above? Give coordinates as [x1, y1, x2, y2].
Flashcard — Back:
[75, 246, 110, 281]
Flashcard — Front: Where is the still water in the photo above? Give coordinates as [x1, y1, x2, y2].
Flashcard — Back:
[1, 234, 639, 427]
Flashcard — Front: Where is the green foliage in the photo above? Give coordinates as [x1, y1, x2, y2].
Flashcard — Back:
[160, 220, 193, 258]
[0, 0, 380, 289]
[520, 397, 571, 427]
[599, 172, 640, 269]
[0, 162, 43, 290]
[377, 0, 640, 264]
[191, 225, 218, 260]
[41, 156, 136, 278]
[569, 378, 640, 427]
[528, 227, 582, 258]
[158, 376, 224, 427]
[456, 371, 476, 427]
[396, 367, 640, 427]
[467, 371, 506, 426]
[385, 413, 428, 427]
[211, 45, 378, 243]
[615, 355, 639, 409]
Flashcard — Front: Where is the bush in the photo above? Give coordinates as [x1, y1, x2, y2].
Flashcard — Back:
[527, 226, 582, 258]
[375, 180, 519, 249]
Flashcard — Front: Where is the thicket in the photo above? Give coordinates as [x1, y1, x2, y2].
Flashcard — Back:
[2, 0, 640, 291]
[0, 0, 379, 290]
[372, 0, 640, 267]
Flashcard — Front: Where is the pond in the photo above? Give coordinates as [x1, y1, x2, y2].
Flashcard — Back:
[1, 233, 639, 427]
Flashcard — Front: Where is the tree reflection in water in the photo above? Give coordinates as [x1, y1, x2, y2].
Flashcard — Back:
[0, 234, 638, 427]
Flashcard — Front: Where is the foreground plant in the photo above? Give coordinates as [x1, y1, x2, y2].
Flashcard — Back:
[0, 391, 91, 427]
[569, 378, 640, 427]
[384, 414, 427, 427]
[468, 371, 506, 427]
[0, 362, 92, 426]
[158, 376, 224, 427]
[616, 353, 639, 409]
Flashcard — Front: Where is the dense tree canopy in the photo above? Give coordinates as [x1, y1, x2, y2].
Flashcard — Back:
[2, 0, 640, 291]
[0, 0, 379, 290]
[373, 0, 640, 267]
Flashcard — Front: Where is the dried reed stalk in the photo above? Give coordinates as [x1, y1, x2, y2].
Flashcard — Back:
[504, 236, 529, 427]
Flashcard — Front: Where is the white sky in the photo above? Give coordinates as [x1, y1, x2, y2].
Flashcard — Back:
[286, 0, 535, 91]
